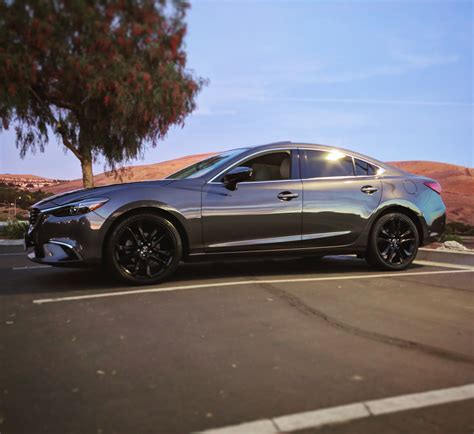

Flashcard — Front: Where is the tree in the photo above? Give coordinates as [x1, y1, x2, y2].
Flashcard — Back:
[0, 0, 205, 187]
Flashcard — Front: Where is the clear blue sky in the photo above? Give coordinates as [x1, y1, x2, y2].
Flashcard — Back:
[1, 0, 472, 179]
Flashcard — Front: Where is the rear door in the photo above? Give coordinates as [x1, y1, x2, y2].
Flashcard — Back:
[202, 149, 303, 252]
[300, 149, 382, 247]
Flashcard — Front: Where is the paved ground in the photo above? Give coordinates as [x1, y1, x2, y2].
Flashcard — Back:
[0, 253, 473, 434]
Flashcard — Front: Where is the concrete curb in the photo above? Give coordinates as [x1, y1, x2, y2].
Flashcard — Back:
[418, 247, 474, 267]
[0, 239, 24, 254]
[0, 239, 24, 245]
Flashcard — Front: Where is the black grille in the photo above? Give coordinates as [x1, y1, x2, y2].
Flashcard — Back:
[29, 208, 40, 226]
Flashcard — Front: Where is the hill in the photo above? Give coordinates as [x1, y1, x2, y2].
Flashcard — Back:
[43, 153, 215, 195]
[0, 174, 65, 190]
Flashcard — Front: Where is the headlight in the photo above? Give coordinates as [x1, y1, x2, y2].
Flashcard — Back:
[46, 198, 110, 217]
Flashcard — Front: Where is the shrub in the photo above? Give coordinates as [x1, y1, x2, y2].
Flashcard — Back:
[440, 233, 464, 244]
[446, 222, 474, 236]
[1, 221, 28, 239]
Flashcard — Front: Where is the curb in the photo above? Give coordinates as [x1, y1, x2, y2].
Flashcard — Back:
[0, 239, 24, 245]
[418, 247, 474, 267]
[0, 239, 24, 254]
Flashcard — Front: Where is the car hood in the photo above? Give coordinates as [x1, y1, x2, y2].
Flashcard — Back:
[33, 180, 174, 209]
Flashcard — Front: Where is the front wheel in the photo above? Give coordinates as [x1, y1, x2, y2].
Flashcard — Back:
[367, 212, 419, 271]
[105, 213, 182, 285]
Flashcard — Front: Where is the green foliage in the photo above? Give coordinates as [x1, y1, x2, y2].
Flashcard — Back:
[0, 0, 205, 186]
[1, 220, 29, 239]
[440, 233, 464, 243]
[445, 221, 474, 236]
[0, 186, 52, 209]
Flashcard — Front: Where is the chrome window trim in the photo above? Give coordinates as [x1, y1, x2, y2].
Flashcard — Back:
[298, 147, 386, 179]
[208, 148, 294, 184]
[210, 179, 303, 186]
[300, 175, 372, 182]
[207, 146, 385, 185]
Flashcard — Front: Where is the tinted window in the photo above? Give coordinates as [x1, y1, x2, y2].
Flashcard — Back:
[354, 158, 377, 176]
[167, 149, 247, 179]
[223, 151, 292, 182]
[302, 150, 354, 178]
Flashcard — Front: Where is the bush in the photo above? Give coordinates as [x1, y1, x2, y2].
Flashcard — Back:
[0, 186, 53, 210]
[440, 233, 464, 244]
[1, 221, 28, 239]
[446, 222, 474, 236]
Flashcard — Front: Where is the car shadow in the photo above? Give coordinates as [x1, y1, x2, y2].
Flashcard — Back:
[2, 255, 426, 297]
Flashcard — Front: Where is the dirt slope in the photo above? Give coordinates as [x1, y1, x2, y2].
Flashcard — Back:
[43, 153, 215, 195]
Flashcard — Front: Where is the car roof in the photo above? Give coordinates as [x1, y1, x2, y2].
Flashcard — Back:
[233, 141, 396, 173]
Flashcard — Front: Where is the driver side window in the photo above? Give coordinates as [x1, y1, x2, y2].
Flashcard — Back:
[223, 151, 292, 183]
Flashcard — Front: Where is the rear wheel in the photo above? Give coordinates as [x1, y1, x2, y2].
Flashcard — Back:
[367, 212, 419, 271]
[106, 213, 182, 285]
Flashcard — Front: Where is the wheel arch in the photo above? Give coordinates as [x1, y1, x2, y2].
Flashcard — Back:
[368, 202, 426, 246]
[101, 204, 190, 262]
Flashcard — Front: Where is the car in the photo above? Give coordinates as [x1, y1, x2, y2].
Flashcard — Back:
[25, 142, 446, 285]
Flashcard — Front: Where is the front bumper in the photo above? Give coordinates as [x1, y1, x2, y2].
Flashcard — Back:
[25, 235, 83, 265]
[25, 210, 106, 266]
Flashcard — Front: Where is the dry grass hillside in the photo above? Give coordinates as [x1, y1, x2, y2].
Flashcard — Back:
[43, 153, 215, 195]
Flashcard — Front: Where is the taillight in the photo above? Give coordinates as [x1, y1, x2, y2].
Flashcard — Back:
[424, 181, 442, 195]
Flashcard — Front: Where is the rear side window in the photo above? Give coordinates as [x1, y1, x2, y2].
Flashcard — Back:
[354, 158, 377, 176]
[301, 150, 354, 179]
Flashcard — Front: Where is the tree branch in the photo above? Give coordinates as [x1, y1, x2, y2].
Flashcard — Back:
[28, 86, 83, 161]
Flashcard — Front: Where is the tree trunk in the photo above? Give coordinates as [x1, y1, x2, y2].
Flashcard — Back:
[78, 124, 94, 188]
[80, 153, 94, 188]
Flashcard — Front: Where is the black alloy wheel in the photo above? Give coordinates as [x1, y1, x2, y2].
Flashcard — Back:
[106, 213, 182, 285]
[368, 212, 419, 270]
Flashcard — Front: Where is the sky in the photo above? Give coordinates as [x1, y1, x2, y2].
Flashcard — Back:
[0, 0, 472, 179]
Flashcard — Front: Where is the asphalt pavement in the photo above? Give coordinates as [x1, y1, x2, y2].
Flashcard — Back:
[0, 252, 473, 434]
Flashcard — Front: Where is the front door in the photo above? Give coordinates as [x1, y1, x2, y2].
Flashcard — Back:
[202, 150, 302, 252]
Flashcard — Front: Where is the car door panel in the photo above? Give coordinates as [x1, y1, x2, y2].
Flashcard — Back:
[202, 150, 302, 252]
[300, 149, 382, 247]
[302, 177, 382, 247]
[202, 180, 303, 252]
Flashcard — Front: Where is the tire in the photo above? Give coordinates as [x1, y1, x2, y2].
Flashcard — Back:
[105, 213, 182, 285]
[367, 212, 419, 271]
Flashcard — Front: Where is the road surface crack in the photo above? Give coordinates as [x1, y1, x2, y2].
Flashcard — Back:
[257, 281, 474, 366]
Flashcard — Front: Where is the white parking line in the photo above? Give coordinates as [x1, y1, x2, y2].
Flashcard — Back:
[414, 259, 474, 270]
[12, 265, 51, 270]
[32, 268, 474, 305]
[196, 383, 474, 434]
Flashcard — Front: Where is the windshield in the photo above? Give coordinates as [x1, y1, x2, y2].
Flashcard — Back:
[166, 149, 248, 180]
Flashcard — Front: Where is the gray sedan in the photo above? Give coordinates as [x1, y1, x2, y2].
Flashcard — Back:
[25, 142, 446, 285]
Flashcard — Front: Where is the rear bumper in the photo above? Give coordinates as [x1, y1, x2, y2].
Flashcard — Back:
[422, 211, 446, 245]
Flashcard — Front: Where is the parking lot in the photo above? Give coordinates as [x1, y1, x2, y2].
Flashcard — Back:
[1, 251, 473, 434]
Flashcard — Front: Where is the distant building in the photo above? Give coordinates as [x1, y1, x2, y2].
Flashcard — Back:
[0, 176, 66, 190]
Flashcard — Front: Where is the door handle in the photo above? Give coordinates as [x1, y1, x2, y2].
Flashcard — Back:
[361, 185, 378, 195]
[278, 191, 299, 201]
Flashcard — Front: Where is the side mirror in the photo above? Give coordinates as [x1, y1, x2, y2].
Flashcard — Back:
[223, 166, 253, 190]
